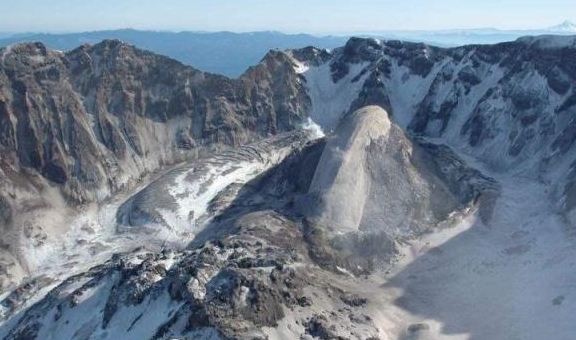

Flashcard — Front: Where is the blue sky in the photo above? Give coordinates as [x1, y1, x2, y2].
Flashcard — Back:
[0, 0, 574, 33]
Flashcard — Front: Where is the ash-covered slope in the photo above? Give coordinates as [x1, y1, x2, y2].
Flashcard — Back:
[305, 106, 495, 236]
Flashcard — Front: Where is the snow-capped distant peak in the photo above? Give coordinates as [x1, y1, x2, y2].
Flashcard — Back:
[546, 20, 576, 33]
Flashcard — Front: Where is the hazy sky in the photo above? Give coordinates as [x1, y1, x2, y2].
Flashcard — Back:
[0, 0, 574, 33]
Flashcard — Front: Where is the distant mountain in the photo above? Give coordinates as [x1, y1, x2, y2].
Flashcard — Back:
[356, 20, 576, 47]
[0, 33, 17, 39]
[1, 22, 574, 77]
[546, 20, 576, 33]
[0, 29, 348, 77]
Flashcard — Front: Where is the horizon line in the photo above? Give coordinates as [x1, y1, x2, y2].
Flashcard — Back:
[1, 19, 575, 37]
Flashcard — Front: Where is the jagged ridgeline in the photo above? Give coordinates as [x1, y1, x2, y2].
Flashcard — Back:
[1, 36, 576, 339]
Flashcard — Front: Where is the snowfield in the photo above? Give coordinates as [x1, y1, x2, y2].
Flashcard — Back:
[370, 169, 576, 340]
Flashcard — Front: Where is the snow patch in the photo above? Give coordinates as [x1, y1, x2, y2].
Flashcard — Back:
[292, 59, 309, 74]
[302, 62, 370, 131]
[384, 59, 447, 128]
[0, 45, 11, 64]
[156, 160, 272, 237]
[301, 117, 325, 139]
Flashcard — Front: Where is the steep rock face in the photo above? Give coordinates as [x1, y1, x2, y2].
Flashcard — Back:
[0, 40, 308, 203]
[308, 106, 456, 234]
[0, 40, 310, 291]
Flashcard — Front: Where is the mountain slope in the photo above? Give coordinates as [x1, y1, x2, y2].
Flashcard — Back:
[1, 36, 576, 339]
[0, 106, 497, 340]
[290, 36, 576, 224]
[0, 40, 309, 291]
